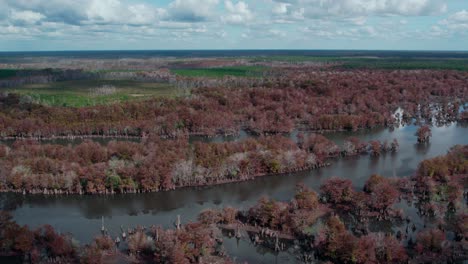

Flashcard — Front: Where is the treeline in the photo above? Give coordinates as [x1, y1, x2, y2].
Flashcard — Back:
[1, 69, 466, 138]
[0, 69, 95, 88]
[0, 135, 398, 195]
[0, 69, 173, 88]
[1, 145, 466, 263]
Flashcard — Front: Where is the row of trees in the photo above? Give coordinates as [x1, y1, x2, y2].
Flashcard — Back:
[0, 135, 399, 194]
[0, 68, 173, 88]
[0, 69, 465, 138]
[1, 145, 465, 263]
[0, 69, 96, 88]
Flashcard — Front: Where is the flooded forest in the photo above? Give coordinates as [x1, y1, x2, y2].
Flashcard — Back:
[0, 50, 467, 263]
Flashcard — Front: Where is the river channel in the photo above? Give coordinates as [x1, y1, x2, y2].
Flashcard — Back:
[1, 123, 467, 263]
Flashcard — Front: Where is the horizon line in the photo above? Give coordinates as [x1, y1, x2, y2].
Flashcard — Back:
[1, 48, 468, 53]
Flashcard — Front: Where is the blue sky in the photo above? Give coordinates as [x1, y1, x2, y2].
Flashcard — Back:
[0, 0, 467, 51]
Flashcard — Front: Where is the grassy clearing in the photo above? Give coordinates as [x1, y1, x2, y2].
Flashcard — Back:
[4, 80, 180, 107]
[172, 66, 267, 77]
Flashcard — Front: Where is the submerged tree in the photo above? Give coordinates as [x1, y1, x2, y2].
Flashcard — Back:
[416, 125, 432, 144]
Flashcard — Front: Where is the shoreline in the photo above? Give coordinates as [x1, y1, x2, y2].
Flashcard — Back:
[0, 125, 397, 142]
[0, 162, 332, 196]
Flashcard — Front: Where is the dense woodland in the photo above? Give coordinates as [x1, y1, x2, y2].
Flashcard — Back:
[0, 145, 466, 263]
[0, 56, 467, 263]
[0, 69, 172, 88]
[0, 134, 399, 194]
[0, 66, 464, 196]
[0, 69, 466, 138]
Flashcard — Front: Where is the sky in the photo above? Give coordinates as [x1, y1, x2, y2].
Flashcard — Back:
[0, 0, 467, 51]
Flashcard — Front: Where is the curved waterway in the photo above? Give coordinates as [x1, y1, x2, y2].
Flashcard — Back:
[1, 123, 467, 263]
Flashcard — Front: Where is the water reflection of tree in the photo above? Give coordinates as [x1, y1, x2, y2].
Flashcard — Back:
[414, 142, 431, 155]
[0, 193, 24, 211]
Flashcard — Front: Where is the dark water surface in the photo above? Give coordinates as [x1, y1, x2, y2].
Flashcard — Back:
[1, 123, 467, 263]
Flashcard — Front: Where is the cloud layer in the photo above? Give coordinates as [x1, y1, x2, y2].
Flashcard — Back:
[0, 0, 466, 50]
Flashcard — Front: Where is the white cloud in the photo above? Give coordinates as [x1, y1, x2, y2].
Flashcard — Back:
[0, 0, 464, 50]
[272, 2, 290, 15]
[157, 21, 193, 29]
[10, 10, 45, 24]
[240, 28, 286, 39]
[344, 16, 367, 26]
[6, 0, 87, 25]
[84, 0, 167, 25]
[447, 10, 468, 23]
[0, 25, 30, 35]
[437, 10, 468, 35]
[222, 1, 254, 25]
[303, 22, 378, 39]
[168, 0, 219, 22]
[3, 0, 166, 26]
[272, 0, 447, 19]
[86, 0, 122, 24]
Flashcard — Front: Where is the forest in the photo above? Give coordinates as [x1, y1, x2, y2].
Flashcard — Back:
[0, 61, 465, 196]
[0, 145, 466, 263]
[0, 69, 466, 138]
[0, 133, 401, 194]
[0, 53, 467, 263]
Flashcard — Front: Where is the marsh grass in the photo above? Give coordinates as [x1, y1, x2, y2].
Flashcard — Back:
[5, 80, 179, 107]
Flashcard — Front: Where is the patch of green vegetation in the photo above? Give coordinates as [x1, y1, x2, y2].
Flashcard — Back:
[172, 66, 267, 77]
[5, 80, 180, 107]
[106, 174, 122, 190]
[0, 69, 18, 79]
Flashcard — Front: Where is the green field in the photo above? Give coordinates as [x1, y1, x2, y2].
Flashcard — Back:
[172, 66, 267, 77]
[4, 80, 180, 107]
